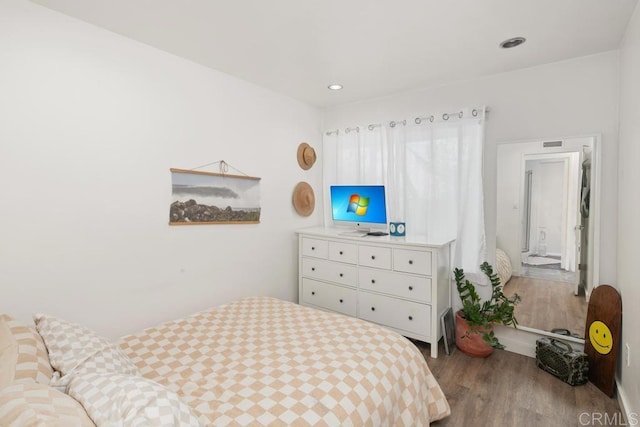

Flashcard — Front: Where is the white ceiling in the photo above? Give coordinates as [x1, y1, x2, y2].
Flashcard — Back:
[31, 0, 638, 108]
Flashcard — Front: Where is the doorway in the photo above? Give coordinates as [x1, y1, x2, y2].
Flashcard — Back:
[520, 153, 581, 290]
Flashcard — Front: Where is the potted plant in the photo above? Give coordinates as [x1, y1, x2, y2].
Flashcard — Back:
[454, 262, 521, 357]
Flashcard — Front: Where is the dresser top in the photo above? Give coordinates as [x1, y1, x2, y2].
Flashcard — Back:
[296, 227, 454, 248]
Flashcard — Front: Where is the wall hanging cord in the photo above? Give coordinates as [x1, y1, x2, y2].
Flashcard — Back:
[189, 160, 250, 177]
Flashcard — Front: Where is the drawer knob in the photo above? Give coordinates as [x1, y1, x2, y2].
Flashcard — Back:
[311, 267, 315, 271]
[339, 273, 344, 277]
[311, 291, 315, 295]
[371, 255, 376, 260]
[339, 299, 344, 303]
[339, 251, 343, 255]
[408, 260, 413, 265]
[371, 307, 376, 311]
[408, 286, 413, 291]
[408, 316, 413, 321]
[311, 246, 315, 250]
[371, 279, 376, 284]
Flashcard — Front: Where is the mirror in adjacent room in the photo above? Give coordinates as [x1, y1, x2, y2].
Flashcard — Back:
[496, 136, 599, 340]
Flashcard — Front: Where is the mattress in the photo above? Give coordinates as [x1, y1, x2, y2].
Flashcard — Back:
[119, 296, 450, 426]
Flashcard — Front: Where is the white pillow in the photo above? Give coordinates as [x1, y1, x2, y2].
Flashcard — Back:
[33, 313, 139, 387]
[67, 372, 202, 427]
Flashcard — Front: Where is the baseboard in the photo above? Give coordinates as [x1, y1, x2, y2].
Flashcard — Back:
[617, 382, 638, 426]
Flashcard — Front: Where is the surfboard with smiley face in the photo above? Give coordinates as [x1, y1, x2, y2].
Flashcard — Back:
[584, 284, 622, 397]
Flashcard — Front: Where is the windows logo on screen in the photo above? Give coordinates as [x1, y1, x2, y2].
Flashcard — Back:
[347, 194, 369, 216]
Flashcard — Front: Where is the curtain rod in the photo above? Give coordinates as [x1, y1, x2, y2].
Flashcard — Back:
[325, 106, 489, 136]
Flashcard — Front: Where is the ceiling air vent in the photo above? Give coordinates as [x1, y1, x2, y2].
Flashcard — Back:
[543, 140, 563, 148]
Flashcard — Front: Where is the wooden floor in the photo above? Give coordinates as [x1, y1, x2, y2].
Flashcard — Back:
[503, 275, 587, 337]
[412, 340, 624, 427]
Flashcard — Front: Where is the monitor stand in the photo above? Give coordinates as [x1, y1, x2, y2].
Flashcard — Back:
[338, 227, 370, 237]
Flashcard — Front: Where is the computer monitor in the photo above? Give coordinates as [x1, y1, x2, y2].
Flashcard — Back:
[330, 185, 388, 233]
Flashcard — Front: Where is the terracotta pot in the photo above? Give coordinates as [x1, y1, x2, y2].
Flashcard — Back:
[455, 310, 494, 357]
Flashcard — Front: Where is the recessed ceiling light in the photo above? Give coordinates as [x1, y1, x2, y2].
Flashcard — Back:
[328, 84, 343, 91]
[499, 37, 526, 49]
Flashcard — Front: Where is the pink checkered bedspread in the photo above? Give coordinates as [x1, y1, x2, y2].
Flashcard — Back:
[119, 296, 450, 426]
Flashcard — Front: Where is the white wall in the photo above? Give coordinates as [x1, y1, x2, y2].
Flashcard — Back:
[617, 2, 640, 419]
[496, 143, 526, 272]
[323, 52, 620, 296]
[0, 0, 323, 338]
[528, 159, 564, 256]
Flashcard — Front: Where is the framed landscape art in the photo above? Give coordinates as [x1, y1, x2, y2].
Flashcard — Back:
[169, 168, 261, 225]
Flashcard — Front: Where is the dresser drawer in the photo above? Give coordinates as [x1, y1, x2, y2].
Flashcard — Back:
[358, 245, 392, 270]
[301, 238, 329, 259]
[358, 292, 431, 337]
[301, 258, 357, 288]
[328, 241, 357, 264]
[301, 279, 357, 316]
[393, 249, 432, 275]
[358, 268, 431, 303]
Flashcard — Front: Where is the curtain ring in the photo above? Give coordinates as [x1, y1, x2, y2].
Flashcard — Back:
[390, 121, 396, 128]
[443, 113, 449, 121]
[368, 124, 375, 131]
[416, 116, 434, 124]
[458, 111, 463, 118]
[472, 109, 478, 117]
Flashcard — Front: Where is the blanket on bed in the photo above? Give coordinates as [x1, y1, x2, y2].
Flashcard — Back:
[119, 296, 450, 426]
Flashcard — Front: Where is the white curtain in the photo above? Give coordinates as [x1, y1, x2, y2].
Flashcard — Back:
[323, 107, 486, 275]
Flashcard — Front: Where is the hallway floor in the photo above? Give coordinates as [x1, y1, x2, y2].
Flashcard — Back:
[520, 263, 578, 283]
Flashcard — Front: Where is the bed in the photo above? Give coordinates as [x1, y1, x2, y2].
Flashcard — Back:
[1, 296, 450, 426]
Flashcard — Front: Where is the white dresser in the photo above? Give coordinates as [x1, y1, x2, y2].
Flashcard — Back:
[297, 227, 453, 358]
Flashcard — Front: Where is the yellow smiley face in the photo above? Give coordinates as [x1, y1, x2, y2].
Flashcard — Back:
[589, 320, 613, 355]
